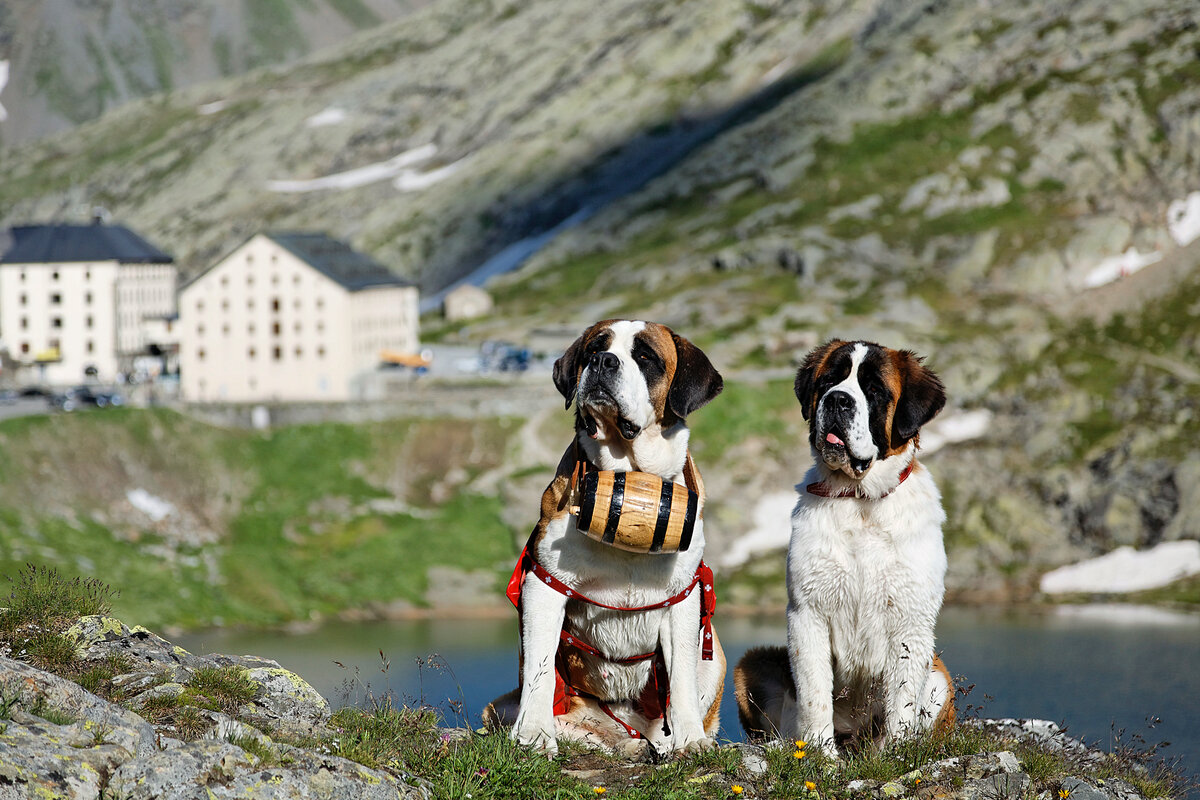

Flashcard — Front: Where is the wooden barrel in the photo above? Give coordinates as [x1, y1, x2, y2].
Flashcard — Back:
[574, 470, 699, 554]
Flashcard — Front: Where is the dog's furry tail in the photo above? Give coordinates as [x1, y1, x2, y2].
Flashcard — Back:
[734, 645, 794, 741]
[482, 687, 521, 730]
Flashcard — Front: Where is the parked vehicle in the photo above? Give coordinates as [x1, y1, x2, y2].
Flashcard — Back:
[46, 386, 125, 412]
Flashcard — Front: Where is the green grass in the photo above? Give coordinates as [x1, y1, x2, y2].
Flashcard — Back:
[687, 379, 803, 463]
[0, 564, 118, 674]
[0, 409, 523, 629]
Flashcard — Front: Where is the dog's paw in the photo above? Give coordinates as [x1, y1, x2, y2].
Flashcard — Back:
[511, 720, 559, 757]
[672, 733, 717, 755]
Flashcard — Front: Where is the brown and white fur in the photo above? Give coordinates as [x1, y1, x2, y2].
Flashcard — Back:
[484, 320, 726, 758]
[734, 340, 955, 755]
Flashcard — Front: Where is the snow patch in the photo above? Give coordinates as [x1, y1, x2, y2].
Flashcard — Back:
[720, 491, 796, 569]
[1040, 540, 1200, 595]
[1168, 191, 1200, 247]
[127, 488, 177, 522]
[920, 409, 993, 455]
[393, 158, 468, 191]
[265, 143, 440, 193]
[306, 107, 347, 128]
[1082, 247, 1162, 288]
[0, 60, 9, 122]
[198, 99, 228, 115]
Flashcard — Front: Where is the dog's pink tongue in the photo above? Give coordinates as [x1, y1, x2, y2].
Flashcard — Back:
[826, 432, 845, 446]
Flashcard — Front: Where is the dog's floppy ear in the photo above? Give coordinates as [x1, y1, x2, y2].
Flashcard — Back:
[553, 331, 590, 410]
[794, 340, 844, 421]
[668, 332, 723, 419]
[891, 350, 946, 447]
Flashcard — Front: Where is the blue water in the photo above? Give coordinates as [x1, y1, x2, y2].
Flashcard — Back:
[178, 604, 1200, 785]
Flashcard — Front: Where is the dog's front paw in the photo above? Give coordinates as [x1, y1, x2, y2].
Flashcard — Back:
[672, 733, 716, 755]
[512, 718, 558, 757]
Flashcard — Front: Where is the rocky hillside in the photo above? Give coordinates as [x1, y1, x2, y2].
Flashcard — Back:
[0, 0, 1197, 603]
[0, 0, 425, 147]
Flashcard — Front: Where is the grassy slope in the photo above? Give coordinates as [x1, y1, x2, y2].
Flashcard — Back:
[0, 409, 522, 629]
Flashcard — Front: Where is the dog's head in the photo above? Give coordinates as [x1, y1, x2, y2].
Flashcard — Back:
[553, 320, 723, 440]
[794, 340, 945, 478]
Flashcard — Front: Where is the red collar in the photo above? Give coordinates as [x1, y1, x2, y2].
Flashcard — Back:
[807, 460, 915, 499]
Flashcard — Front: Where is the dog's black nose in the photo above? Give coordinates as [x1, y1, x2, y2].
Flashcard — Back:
[590, 351, 620, 374]
[825, 390, 855, 415]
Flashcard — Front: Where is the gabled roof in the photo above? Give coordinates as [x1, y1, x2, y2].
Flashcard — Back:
[0, 223, 173, 265]
[267, 232, 412, 291]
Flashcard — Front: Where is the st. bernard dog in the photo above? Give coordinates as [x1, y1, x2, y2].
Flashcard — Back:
[483, 320, 726, 757]
[734, 339, 955, 755]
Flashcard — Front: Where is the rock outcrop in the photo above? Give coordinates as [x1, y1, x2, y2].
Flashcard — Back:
[0, 615, 424, 800]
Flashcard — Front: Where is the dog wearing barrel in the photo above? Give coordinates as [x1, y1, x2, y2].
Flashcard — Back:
[483, 320, 725, 757]
[734, 340, 955, 755]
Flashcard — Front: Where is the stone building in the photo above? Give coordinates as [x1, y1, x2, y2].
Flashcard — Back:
[0, 221, 176, 385]
[443, 284, 493, 322]
[179, 232, 418, 402]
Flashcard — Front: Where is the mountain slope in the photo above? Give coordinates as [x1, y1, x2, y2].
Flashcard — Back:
[0, 0, 425, 147]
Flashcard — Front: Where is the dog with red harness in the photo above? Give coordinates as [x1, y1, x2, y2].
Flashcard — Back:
[483, 320, 725, 758]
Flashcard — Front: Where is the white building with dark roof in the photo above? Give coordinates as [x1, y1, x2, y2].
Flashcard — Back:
[179, 232, 419, 402]
[0, 221, 176, 385]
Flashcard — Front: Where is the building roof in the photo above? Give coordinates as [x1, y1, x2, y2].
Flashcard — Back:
[266, 232, 412, 291]
[0, 223, 173, 265]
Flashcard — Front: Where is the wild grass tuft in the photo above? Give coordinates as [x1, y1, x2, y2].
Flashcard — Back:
[185, 666, 258, 715]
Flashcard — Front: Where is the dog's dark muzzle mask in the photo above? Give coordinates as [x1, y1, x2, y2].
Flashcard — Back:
[578, 352, 642, 441]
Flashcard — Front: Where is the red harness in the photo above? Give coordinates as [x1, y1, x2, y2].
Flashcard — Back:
[506, 539, 716, 739]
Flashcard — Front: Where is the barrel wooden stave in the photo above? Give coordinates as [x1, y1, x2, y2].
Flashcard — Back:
[575, 470, 697, 554]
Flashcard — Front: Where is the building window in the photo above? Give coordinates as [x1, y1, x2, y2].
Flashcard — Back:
[86, 340, 94, 354]
[86, 291, 92, 305]
[317, 321, 324, 333]
[86, 315, 93, 329]
[221, 275, 229, 287]
[19, 293, 26, 306]
[49, 338, 60, 351]
[51, 271, 59, 281]
[223, 324, 230, 336]
[248, 347, 256, 359]
[248, 299, 255, 310]
[50, 293, 62, 305]
[271, 274, 279, 285]
[246, 254, 254, 265]
[197, 324, 205, 336]
[19, 271, 25, 282]
[85, 270, 91, 280]
[317, 346, 325, 358]
[293, 298, 301, 309]
[273, 346, 282, 361]
[222, 299, 229, 311]
[316, 298, 324, 309]
[198, 348, 206, 361]
[248, 323, 256, 335]
[294, 322, 301, 333]
[196, 299, 204, 312]
[20, 342, 29, 354]
[271, 298, 280, 312]
[19, 317, 27, 330]
[51, 317, 63, 329]
[293, 274, 300, 285]
[294, 346, 303, 358]
[272, 322, 281, 336]
[247, 275, 254, 286]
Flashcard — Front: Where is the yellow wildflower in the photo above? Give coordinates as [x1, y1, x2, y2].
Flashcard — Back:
[731, 786, 744, 795]
[594, 788, 606, 795]
[795, 740, 808, 748]
[805, 781, 817, 791]
[1058, 790, 1070, 799]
